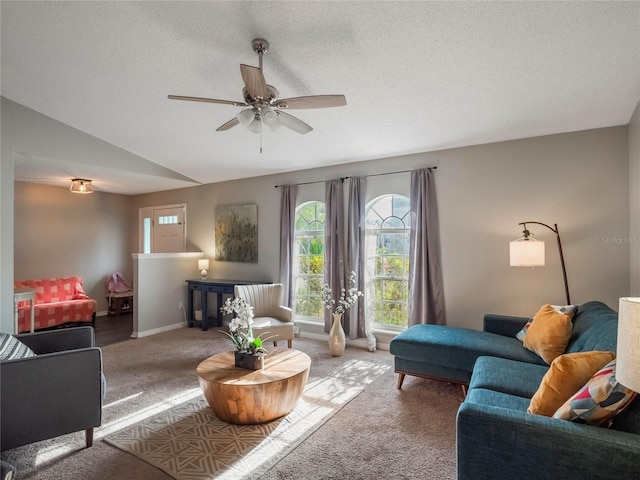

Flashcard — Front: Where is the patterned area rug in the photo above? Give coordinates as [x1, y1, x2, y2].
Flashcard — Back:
[105, 371, 364, 480]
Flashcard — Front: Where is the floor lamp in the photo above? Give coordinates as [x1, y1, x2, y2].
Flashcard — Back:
[509, 221, 571, 305]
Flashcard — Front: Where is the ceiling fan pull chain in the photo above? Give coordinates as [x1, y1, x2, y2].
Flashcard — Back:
[260, 119, 263, 154]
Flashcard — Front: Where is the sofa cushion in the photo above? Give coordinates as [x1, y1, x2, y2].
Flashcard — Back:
[528, 351, 615, 416]
[0, 333, 36, 361]
[554, 360, 637, 426]
[565, 301, 619, 353]
[465, 387, 531, 412]
[470, 356, 548, 399]
[523, 304, 573, 364]
[611, 395, 640, 434]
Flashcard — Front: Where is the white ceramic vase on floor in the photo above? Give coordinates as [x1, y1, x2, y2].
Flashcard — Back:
[329, 312, 346, 357]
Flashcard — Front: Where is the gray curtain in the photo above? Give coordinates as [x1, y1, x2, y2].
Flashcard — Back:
[279, 185, 297, 308]
[409, 168, 445, 326]
[345, 177, 369, 341]
[324, 179, 345, 332]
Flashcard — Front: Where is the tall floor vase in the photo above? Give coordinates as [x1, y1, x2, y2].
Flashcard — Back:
[329, 312, 346, 357]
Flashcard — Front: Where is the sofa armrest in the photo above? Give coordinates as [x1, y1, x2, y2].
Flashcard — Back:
[0, 348, 102, 451]
[482, 314, 528, 337]
[457, 401, 640, 480]
[275, 306, 292, 322]
[16, 326, 95, 354]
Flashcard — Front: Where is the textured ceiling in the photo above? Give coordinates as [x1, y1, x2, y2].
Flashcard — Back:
[2, 1, 640, 194]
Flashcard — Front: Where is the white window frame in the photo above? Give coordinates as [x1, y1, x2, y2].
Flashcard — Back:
[293, 201, 326, 324]
[365, 194, 411, 331]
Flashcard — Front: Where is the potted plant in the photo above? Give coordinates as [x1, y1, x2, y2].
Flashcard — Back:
[220, 296, 271, 370]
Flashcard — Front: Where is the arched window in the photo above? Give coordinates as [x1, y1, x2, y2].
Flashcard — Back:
[294, 201, 326, 321]
[365, 195, 411, 329]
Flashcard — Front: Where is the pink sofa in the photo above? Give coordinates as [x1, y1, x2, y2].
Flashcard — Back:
[14, 277, 97, 334]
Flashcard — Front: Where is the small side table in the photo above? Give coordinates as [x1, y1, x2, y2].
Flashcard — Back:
[14, 287, 37, 334]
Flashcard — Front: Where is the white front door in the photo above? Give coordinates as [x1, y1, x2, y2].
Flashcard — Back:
[151, 206, 186, 253]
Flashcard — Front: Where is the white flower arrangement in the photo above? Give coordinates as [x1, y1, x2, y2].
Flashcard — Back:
[220, 297, 267, 355]
[322, 271, 363, 315]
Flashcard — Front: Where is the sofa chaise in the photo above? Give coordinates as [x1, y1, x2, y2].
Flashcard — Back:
[390, 301, 640, 479]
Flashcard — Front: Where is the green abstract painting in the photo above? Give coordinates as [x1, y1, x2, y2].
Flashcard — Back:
[215, 204, 258, 263]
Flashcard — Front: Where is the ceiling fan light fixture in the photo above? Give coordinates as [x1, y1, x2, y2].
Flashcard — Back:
[70, 178, 93, 194]
[261, 107, 278, 125]
[268, 119, 281, 132]
[237, 108, 256, 127]
[247, 117, 262, 134]
[168, 38, 346, 137]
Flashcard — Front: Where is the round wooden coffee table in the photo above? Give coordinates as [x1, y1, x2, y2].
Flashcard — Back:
[197, 348, 311, 424]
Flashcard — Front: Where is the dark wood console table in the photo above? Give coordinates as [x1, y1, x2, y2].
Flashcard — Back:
[185, 279, 270, 331]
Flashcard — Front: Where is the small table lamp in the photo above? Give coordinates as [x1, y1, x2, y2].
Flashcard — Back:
[198, 259, 210, 280]
[617, 297, 640, 392]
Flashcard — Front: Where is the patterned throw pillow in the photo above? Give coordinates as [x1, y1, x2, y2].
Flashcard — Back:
[516, 304, 578, 342]
[0, 333, 36, 361]
[553, 360, 638, 426]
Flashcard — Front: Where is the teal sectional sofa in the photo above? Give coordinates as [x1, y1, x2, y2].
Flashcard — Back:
[389, 301, 640, 479]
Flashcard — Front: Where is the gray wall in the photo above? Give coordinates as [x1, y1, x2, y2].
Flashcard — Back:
[1, 100, 15, 333]
[132, 126, 630, 330]
[1, 97, 148, 332]
[1, 94, 635, 334]
[14, 182, 132, 312]
[629, 101, 640, 295]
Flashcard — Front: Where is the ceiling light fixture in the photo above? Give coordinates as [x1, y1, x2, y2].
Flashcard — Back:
[237, 108, 256, 127]
[70, 178, 93, 194]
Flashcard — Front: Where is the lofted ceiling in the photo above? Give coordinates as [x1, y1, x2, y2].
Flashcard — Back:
[2, 1, 639, 195]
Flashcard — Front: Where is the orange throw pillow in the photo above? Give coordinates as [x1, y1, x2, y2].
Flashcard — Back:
[528, 351, 616, 416]
[523, 304, 573, 364]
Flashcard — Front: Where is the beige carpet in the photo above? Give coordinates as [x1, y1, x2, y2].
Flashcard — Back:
[1, 327, 460, 479]
[105, 373, 364, 480]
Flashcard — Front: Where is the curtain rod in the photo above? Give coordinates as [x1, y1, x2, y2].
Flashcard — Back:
[274, 166, 437, 188]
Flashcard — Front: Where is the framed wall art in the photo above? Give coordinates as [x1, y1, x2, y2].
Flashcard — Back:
[214, 204, 258, 263]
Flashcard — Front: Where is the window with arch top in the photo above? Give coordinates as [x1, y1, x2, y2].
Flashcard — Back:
[365, 194, 411, 329]
[294, 201, 326, 321]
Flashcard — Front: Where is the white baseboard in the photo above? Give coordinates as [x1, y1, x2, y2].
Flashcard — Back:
[96, 310, 108, 317]
[132, 322, 185, 338]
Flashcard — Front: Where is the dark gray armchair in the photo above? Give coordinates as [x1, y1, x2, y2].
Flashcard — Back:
[0, 326, 103, 451]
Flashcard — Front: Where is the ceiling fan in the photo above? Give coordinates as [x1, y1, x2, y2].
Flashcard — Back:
[168, 38, 347, 135]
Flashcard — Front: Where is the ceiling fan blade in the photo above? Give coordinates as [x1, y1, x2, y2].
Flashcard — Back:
[274, 95, 347, 109]
[216, 117, 240, 131]
[240, 64, 268, 100]
[277, 111, 313, 134]
[168, 95, 246, 107]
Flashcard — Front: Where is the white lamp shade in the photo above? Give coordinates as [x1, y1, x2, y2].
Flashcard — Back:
[198, 259, 210, 271]
[617, 297, 640, 392]
[510, 238, 545, 267]
[237, 109, 256, 127]
[247, 118, 262, 134]
[261, 107, 278, 125]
